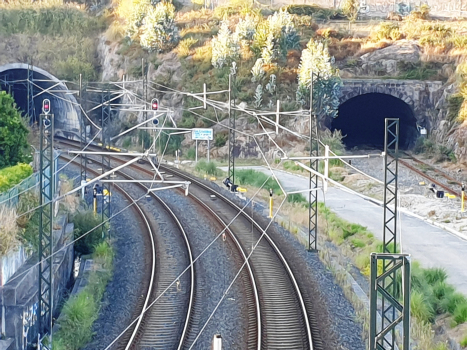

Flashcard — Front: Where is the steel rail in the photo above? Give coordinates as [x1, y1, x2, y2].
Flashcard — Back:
[59, 149, 195, 349]
[57, 137, 313, 349]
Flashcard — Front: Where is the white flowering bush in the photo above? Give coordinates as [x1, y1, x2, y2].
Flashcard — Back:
[235, 14, 257, 41]
[296, 38, 341, 118]
[254, 84, 263, 108]
[211, 20, 240, 68]
[124, 0, 179, 51]
[253, 9, 300, 58]
[140, 2, 179, 51]
[261, 33, 275, 64]
[251, 58, 264, 82]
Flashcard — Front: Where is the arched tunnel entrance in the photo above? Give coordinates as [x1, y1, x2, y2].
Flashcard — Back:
[330, 93, 419, 150]
[0, 63, 80, 134]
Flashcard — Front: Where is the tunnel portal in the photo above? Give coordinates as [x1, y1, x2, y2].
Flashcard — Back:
[331, 93, 419, 150]
[0, 63, 80, 133]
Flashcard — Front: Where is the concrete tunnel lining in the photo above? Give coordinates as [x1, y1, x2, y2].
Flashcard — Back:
[0, 63, 80, 133]
[331, 93, 419, 150]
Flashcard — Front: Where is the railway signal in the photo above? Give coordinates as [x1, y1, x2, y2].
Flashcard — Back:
[42, 99, 51, 114]
[151, 98, 159, 111]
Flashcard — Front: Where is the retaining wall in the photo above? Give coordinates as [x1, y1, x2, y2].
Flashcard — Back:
[0, 215, 74, 350]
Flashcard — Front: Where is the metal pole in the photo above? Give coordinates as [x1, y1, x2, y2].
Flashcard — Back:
[38, 112, 54, 347]
[308, 73, 319, 251]
[207, 140, 210, 162]
[195, 140, 198, 162]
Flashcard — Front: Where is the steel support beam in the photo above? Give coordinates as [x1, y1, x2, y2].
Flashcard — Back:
[308, 75, 319, 251]
[370, 253, 410, 350]
[101, 91, 111, 227]
[79, 75, 88, 189]
[38, 112, 54, 346]
[383, 118, 399, 254]
[27, 63, 36, 124]
[369, 118, 407, 350]
[227, 73, 236, 188]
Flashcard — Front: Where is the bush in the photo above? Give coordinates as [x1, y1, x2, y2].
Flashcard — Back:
[372, 22, 402, 41]
[187, 148, 196, 160]
[195, 160, 222, 176]
[439, 292, 467, 314]
[0, 92, 30, 168]
[411, 290, 435, 323]
[235, 169, 282, 195]
[453, 304, 467, 325]
[461, 335, 467, 347]
[287, 193, 306, 204]
[0, 163, 33, 193]
[72, 211, 106, 256]
[214, 133, 228, 147]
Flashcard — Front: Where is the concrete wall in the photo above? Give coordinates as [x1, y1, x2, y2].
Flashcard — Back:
[0, 216, 74, 350]
[277, 0, 466, 17]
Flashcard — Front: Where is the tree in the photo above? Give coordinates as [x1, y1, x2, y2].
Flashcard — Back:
[342, 0, 359, 30]
[296, 39, 341, 120]
[0, 91, 30, 169]
[140, 2, 179, 51]
[211, 20, 239, 68]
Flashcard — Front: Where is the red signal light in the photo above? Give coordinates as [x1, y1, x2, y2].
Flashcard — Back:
[151, 98, 159, 111]
[42, 99, 51, 114]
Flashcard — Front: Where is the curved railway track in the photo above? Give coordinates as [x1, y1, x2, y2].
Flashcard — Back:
[60, 152, 195, 350]
[57, 137, 317, 349]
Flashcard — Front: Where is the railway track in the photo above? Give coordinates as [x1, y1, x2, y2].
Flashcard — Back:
[58, 137, 318, 349]
[59, 152, 195, 349]
[399, 151, 462, 197]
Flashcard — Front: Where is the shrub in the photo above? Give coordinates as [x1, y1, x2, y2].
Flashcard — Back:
[0, 205, 19, 256]
[287, 193, 306, 204]
[372, 22, 402, 41]
[187, 148, 196, 160]
[350, 238, 365, 248]
[423, 267, 447, 285]
[72, 211, 106, 256]
[235, 169, 282, 195]
[214, 133, 228, 147]
[140, 2, 180, 51]
[0, 163, 33, 193]
[0, 92, 30, 168]
[453, 303, 467, 325]
[461, 335, 467, 347]
[195, 160, 222, 176]
[439, 292, 466, 314]
[411, 290, 435, 323]
[211, 20, 239, 68]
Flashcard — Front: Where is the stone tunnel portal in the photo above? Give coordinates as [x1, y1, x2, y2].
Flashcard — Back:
[0, 63, 80, 133]
[330, 93, 419, 150]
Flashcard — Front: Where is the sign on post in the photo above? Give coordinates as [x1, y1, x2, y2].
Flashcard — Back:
[192, 128, 213, 141]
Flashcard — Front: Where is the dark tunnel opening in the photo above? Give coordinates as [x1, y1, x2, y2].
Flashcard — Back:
[1, 68, 57, 125]
[0, 65, 81, 133]
[330, 93, 419, 150]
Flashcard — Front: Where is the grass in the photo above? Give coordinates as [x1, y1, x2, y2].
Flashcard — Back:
[235, 168, 282, 195]
[0, 205, 19, 256]
[72, 211, 107, 256]
[53, 241, 113, 350]
[195, 160, 223, 177]
[0, 163, 33, 193]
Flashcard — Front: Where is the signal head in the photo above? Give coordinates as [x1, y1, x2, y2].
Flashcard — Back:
[43, 118, 51, 128]
[42, 99, 51, 115]
[151, 98, 159, 111]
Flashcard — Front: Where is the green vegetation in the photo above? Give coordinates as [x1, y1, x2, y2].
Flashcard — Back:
[72, 211, 106, 256]
[195, 160, 223, 176]
[235, 168, 281, 195]
[0, 91, 30, 168]
[0, 163, 33, 192]
[53, 241, 114, 350]
[318, 201, 467, 334]
[0, 205, 19, 255]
